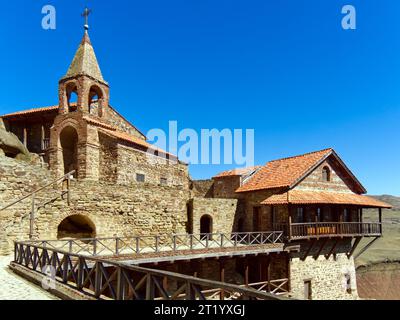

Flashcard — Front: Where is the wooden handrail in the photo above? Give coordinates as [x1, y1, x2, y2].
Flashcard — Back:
[286, 222, 382, 239]
[1, 170, 75, 239]
[13, 241, 291, 300]
[0, 170, 75, 212]
[21, 231, 284, 256]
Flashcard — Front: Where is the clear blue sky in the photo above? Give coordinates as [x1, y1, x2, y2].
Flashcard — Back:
[1, 0, 399, 195]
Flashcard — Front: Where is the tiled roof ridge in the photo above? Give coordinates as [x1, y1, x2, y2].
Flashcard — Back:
[267, 148, 333, 164]
[213, 165, 262, 178]
[0, 104, 61, 118]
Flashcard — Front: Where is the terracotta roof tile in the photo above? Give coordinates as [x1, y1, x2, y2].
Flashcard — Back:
[0, 105, 60, 118]
[236, 148, 333, 193]
[99, 128, 177, 159]
[82, 116, 116, 130]
[261, 190, 392, 208]
[213, 166, 261, 179]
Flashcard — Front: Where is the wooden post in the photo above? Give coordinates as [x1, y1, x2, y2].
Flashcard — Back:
[288, 205, 292, 240]
[116, 238, 120, 255]
[379, 208, 382, 234]
[266, 256, 271, 292]
[66, 175, 71, 206]
[146, 275, 155, 300]
[220, 259, 225, 300]
[30, 193, 35, 239]
[244, 258, 249, 287]
[41, 125, 45, 150]
[23, 125, 27, 148]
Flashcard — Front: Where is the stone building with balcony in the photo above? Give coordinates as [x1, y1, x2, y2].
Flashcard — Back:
[0, 22, 391, 301]
[206, 148, 391, 299]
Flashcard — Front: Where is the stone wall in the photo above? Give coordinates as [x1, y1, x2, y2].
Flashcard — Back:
[0, 174, 191, 255]
[190, 180, 214, 198]
[0, 155, 56, 255]
[213, 176, 241, 199]
[116, 144, 189, 188]
[241, 188, 288, 232]
[296, 159, 356, 194]
[33, 180, 190, 241]
[189, 197, 240, 235]
[289, 239, 359, 300]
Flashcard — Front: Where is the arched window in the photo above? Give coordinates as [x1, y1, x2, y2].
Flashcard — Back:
[88, 85, 104, 117]
[322, 166, 331, 182]
[66, 82, 78, 112]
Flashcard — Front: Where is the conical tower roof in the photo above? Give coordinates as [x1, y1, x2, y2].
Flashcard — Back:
[62, 31, 106, 83]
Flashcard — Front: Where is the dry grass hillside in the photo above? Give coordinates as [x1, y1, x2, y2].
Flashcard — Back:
[355, 195, 400, 267]
[354, 195, 400, 300]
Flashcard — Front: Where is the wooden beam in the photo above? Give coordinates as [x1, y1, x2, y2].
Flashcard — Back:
[301, 239, 316, 261]
[347, 237, 362, 258]
[244, 258, 249, 287]
[266, 256, 271, 292]
[313, 238, 328, 260]
[23, 125, 27, 147]
[325, 238, 339, 260]
[288, 204, 292, 241]
[354, 237, 379, 260]
[41, 124, 45, 150]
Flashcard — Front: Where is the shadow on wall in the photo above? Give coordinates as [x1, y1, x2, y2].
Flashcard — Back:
[57, 214, 96, 239]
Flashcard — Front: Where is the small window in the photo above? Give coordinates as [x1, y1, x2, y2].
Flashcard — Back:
[304, 280, 312, 300]
[160, 177, 168, 185]
[136, 173, 145, 183]
[322, 166, 331, 182]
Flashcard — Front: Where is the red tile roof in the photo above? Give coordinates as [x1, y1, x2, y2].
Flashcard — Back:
[99, 128, 177, 159]
[261, 190, 392, 208]
[213, 166, 261, 179]
[82, 116, 116, 130]
[0, 105, 60, 118]
[236, 148, 334, 193]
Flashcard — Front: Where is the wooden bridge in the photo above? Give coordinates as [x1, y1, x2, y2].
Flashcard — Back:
[12, 236, 292, 300]
[23, 231, 284, 259]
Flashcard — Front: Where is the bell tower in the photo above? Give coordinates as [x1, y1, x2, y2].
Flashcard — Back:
[58, 8, 109, 119]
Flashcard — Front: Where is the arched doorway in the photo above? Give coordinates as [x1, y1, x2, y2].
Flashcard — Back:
[60, 126, 78, 176]
[57, 215, 96, 239]
[200, 215, 213, 239]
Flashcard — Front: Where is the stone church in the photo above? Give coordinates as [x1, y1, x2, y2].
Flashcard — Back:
[0, 25, 391, 300]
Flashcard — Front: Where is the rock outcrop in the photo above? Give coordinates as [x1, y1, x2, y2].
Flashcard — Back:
[0, 124, 30, 160]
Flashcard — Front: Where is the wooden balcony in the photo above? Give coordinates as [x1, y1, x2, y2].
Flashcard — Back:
[41, 138, 50, 151]
[274, 222, 382, 241]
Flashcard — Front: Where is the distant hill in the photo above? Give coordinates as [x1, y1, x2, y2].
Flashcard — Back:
[356, 194, 400, 267]
[370, 195, 400, 211]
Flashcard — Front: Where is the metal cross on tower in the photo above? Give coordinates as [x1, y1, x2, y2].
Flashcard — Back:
[82, 7, 92, 31]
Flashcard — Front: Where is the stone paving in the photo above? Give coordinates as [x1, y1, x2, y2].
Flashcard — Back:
[0, 255, 58, 300]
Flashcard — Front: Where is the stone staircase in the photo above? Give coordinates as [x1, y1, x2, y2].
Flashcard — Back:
[0, 154, 73, 255]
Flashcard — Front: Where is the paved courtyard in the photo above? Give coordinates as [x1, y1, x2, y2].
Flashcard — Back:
[0, 255, 58, 300]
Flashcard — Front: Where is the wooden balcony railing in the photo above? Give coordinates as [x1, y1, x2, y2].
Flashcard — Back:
[42, 138, 50, 151]
[12, 241, 290, 300]
[274, 222, 382, 240]
[22, 231, 284, 257]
